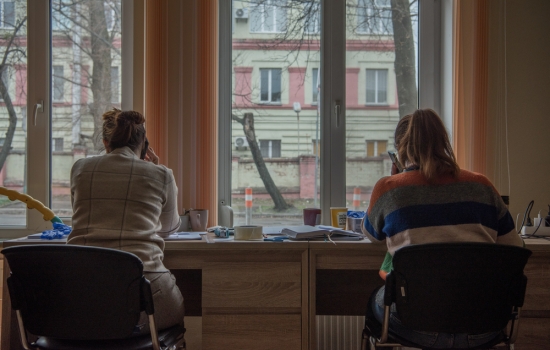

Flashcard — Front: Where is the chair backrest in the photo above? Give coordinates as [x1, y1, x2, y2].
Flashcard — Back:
[2, 244, 149, 340]
[387, 242, 531, 334]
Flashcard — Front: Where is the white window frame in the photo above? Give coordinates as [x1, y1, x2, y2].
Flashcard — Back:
[260, 139, 281, 158]
[259, 68, 282, 103]
[249, 0, 287, 33]
[51, 0, 71, 31]
[304, 1, 320, 34]
[312, 67, 319, 104]
[0, 0, 15, 29]
[219, 0, 451, 224]
[365, 68, 387, 105]
[52, 65, 64, 102]
[0, 1, 133, 237]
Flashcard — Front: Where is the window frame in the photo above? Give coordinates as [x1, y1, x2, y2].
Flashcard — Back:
[259, 68, 282, 104]
[0, 0, 15, 29]
[219, 0, 450, 224]
[356, 0, 393, 35]
[365, 68, 388, 105]
[260, 139, 282, 158]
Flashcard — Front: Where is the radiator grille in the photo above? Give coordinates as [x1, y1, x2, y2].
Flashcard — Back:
[316, 315, 364, 350]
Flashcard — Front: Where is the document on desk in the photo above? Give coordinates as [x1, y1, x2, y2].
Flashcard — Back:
[165, 232, 203, 241]
[282, 225, 365, 241]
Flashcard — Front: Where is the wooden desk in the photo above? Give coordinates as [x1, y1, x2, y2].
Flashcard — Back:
[2, 237, 550, 350]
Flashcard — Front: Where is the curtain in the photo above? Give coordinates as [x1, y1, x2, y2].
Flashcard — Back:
[144, 0, 218, 226]
[453, 0, 508, 194]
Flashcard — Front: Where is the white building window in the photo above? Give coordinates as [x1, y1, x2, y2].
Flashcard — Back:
[52, 0, 70, 31]
[260, 68, 281, 103]
[111, 66, 119, 103]
[357, 0, 393, 35]
[105, 0, 121, 32]
[52, 138, 64, 152]
[53, 65, 64, 101]
[250, 0, 287, 33]
[366, 69, 387, 104]
[304, 1, 320, 34]
[0, 1, 14, 28]
[366, 140, 387, 157]
[260, 140, 281, 158]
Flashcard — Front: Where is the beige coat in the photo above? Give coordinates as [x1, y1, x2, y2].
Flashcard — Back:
[68, 146, 184, 332]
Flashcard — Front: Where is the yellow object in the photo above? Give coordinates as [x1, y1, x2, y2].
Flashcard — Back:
[0, 187, 57, 222]
[330, 207, 348, 229]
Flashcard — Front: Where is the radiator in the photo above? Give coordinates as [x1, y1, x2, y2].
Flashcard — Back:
[316, 315, 364, 350]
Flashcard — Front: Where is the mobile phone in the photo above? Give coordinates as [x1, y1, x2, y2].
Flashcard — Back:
[140, 138, 149, 160]
[388, 151, 403, 172]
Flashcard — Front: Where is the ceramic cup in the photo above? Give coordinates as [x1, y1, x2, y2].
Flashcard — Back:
[189, 209, 209, 232]
[303, 208, 322, 226]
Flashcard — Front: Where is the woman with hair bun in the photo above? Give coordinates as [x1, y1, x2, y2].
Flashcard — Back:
[68, 110, 184, 335]
[362, 108, 523, 348]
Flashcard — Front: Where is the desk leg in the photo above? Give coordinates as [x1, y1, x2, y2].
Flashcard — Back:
[308, 252, 316, 350]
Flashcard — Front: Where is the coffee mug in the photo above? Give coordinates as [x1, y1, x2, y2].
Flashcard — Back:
[303, 208, 321, 226]
[330, 207, 348, 229]
[189, 209, 209, 232]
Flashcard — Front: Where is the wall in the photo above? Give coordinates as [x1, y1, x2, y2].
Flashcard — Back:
[504, 0, 550, 219]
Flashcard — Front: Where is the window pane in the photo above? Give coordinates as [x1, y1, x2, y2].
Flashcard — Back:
[0, 0, 26, 226]
[312, 68, 318, 103]
[232, 0, 321, 226]
[50, 0, 122, 218]
[346, 0, 418, 212]
[271, 68, 281, 102]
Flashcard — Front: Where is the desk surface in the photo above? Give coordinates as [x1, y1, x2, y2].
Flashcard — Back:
[2, 235, 549, 350]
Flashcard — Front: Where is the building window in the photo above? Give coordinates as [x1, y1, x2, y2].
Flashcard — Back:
[260, 140, 281, 158]
[312, 139, 320, 157]
[0, 138, 5, 147]
[0, 1, 14, 28]
[357, 0, 393, 35]
[52, 138, 64, 152]
[105, 0, 121, 32]
[260, 68, 281, 103]
[312, 68, 319, 104]
[0, 66, 9, 101]
[111, 66, 119, 103]
[366, 69, 387, 104]
[250, 0, 287, 33]
[53, 65, 64, 102]
[52, 0, 71, 31]
[366, 140, 387, 157]
[304, 1, 320, 34]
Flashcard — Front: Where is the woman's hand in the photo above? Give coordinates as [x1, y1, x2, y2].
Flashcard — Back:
[144, 147, 159, 165]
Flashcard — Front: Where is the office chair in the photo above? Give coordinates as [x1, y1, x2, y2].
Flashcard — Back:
[2, 244, 186, 350]
[362, 242, 531, 350]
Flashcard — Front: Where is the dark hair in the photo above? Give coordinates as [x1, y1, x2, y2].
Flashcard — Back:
[394, 114, 412, 149]
[397, 108, 460, 181]
[108, 110, 146, 153]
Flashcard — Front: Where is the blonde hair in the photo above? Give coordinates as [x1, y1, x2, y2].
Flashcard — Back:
[397, 109, 460, 181]
[102, 107, 121, 142]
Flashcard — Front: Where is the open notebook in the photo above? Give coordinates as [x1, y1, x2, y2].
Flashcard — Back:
[282, 225, 364, 241]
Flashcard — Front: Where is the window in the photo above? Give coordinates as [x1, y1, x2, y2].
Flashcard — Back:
[105, 0, 121, 32]
[0, 1, 14, 28]
[111, 66, 119, 103]
[52, 0, 70, 31]
[304, 1, 320, 34]
[260, 68, 281, 103]
[312, 68, 319, 104]
[260, 140, 281, 158]
[52, 138, 64, 152]
[250, 0, 287, 33]
[0, 66, 10, 101]
[366, 69, 387, 104]
[366, 140, 387, 157]
[53, 65, 64, 101]
[357, 0, 393, 35]
[0, 137, 4, 147]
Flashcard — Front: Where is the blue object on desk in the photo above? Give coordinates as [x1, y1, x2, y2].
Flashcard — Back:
[41, 222, 72, 240]
[263, 236, 287, 242]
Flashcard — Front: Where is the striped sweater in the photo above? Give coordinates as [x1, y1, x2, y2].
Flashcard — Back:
[361, 169, 523, 255]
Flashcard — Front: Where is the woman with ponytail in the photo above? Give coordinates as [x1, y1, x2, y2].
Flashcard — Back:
[362, 108, 523, 348]
[68, 110, 184, 335]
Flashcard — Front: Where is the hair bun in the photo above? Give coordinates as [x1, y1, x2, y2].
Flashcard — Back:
[116, 111, 145, 126]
